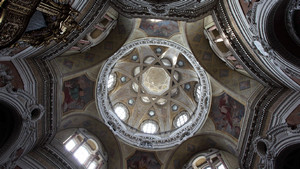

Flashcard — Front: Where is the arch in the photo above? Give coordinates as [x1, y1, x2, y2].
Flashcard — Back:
[184, 149, 229, 169]
[165, 132, 238, 169]
[59, 113, 123, 169]
[275, 143, 300, 169]
[0, 85, 44, 167]
[0, 101, 22, 156]
[253, 123, 300, 168]
[61, 128, 108, 168]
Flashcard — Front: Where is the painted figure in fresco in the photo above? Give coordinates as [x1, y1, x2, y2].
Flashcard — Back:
[211, 93, 245, 139]
[62, 75, 93, 112]
[127, 151, 160, 169]
[139, 19, 179, 38]
[63, 80, 85, 111]
[218, 94, 233, 128]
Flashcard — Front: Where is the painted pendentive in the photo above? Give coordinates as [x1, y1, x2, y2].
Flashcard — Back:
[127, 151, 161, 169]
[139, 19, 179, 38]
[210, 93, 245, 139]
[62, 75, 94, 113]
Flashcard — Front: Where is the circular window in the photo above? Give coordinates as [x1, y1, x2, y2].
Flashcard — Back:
[174, 111, 189, 128]
[113, 103, 129, 121]
[97, 38, 211, 149]
[141, 120, 159, 134]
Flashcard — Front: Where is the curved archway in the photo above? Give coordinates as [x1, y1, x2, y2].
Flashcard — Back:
[59, 114, 123, 169]
[275, 144, 300, 169]
[165, 132, 239, 169]
[266, 0, 300, 67]
[0, 102, 22, 155]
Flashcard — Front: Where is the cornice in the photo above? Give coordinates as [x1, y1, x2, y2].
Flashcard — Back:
[214, 0, 281, 87]
[0, 84, 44, 168]
[225, 0, 300, 90]
[253, 123, 300, 168]
[109, 0, 217, 21]
[97, 38, 211, 149]
[30, 58, 58, 145]
[239, 87, 284, 169]
[38, 0, 109, 60]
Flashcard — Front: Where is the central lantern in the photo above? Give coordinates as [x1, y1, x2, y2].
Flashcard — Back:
[142, 67, 170, 95]
[97, 38, 211, 149]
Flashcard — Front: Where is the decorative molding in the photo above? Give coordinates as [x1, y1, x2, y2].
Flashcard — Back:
[183, 148, 227, 169]
[0, 63, 13, 86]
[17, 155, 47, 169]
[38, 0, 110, 60]
[214, 0, 280, 87]
[0, 84, 44, 168]
[12, 59, 37, 96]
[285, 0, 300, 46]
[239, 87, 284, 169]
[270, 91, 300, 127]
[96, 38, 211, 149]
[253, 123, 300, 169]
[29, 58, 58, 145]
[226, 0, 300, 90]
[0, 0, 41, 49]
[41, 144, 76, 169]
[109, 0, 217, 21]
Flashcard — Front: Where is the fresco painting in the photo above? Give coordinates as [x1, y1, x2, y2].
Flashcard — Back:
[288, 74, 300, 85]
[139, 19, 179, 38]
[210, 93, 245, 139]
[0, 62, 24, 89]
[0, 42, 30, 57]
[202, 51, 212, 61]
[193, 34, 202, 42]
[219, 69, 229, 77]
[239, 80, 250, 90]
[84, 52, 96, 62]
[62, 75, 94, 113]
[127, 151, 161, 169]
[63, 59, 74, 69]
[286, 105, 300, 126]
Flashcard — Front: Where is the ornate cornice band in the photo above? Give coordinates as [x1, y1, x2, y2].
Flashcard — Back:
[109, 0, 217, 21]
[96, 38, 211, 149]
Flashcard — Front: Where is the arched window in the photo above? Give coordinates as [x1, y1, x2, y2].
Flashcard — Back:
[184, 149, 228, 169]
[63, 129, 107, 169]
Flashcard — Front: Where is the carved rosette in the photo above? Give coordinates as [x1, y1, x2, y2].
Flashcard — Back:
[96, 38, 211, 149]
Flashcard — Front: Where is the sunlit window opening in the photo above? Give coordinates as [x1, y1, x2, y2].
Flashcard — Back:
[65, 139, 76, 151]
[194, 84, 202, 102]
[141, 120, 158, 134]
[186, 149, 228, 169]
[107, 73, 116, 91]
[88, 161, 98, 169]
[63, 130, 107, 169]
[114, 103, 129, 121]
[74, 146, 90, 164]
[217, 164, 225, 169]
[176, 113, 189, 127]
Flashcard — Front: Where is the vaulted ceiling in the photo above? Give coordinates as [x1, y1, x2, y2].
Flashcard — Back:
[0, 0, 300, 169]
